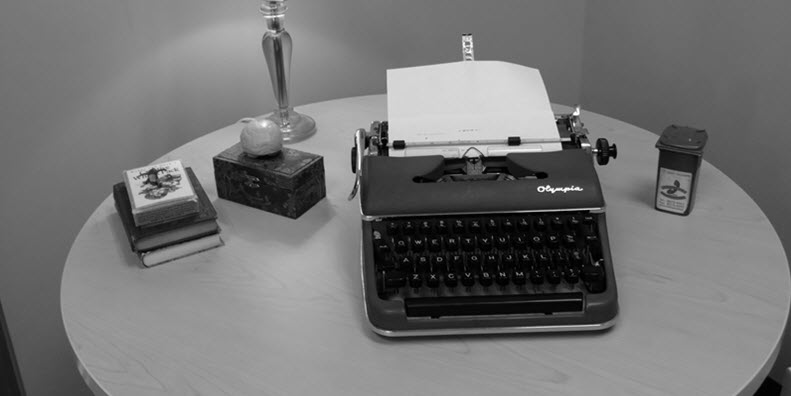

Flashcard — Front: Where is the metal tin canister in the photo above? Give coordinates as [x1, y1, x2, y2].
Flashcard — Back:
[655, 125, 708, 216]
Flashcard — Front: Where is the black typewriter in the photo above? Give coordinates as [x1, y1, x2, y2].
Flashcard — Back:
[348, 107, 619, 336]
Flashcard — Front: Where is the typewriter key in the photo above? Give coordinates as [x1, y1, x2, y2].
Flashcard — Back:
[444, 272, 458, 288]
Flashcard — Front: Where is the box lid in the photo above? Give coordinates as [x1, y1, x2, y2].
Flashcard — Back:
[214, 143, 322, 190]
[656, 125, 708, 155]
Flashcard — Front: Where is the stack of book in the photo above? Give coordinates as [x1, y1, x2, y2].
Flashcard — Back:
[114, 160, 222, 267]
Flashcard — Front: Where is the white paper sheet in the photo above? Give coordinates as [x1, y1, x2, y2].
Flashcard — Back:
[386, 61, 562, 157]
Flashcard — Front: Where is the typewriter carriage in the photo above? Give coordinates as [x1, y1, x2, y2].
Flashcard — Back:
[348, 106, 617, 201]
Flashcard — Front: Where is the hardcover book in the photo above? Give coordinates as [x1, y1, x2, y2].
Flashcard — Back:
[138, 232, 223, 267]
[122, 160, 199, 227]
[114, 167, 220, 252]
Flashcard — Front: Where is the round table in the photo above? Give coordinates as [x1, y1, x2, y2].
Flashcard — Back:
[61, 95, 790, 396]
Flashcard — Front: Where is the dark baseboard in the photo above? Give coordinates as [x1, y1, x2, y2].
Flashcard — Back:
[0, 300, 25, 396]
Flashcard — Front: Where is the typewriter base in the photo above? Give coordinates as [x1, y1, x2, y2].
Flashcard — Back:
[363, 296, 617, 337]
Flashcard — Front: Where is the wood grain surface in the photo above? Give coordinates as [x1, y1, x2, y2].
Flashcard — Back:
[61, 95, 790, 396]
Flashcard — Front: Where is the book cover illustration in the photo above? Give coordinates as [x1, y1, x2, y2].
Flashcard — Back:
[124, 160, 196, 210]
[123, 160, 199, 227]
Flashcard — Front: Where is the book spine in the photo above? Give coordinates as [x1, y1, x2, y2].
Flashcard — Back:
[140, 234, 224, 267]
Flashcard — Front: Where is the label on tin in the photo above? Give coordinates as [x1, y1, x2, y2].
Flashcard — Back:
[656, 167, 692, 214]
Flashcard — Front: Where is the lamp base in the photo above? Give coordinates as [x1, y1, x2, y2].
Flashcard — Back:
[266, 109, 316, 144]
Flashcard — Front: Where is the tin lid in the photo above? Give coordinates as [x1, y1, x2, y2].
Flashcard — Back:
[656, 125, 708, 155]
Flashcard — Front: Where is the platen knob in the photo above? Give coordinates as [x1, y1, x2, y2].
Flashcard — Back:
[595, 138, 618, 165]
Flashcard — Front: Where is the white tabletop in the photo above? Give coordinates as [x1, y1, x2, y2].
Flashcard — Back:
[61, 95, 790, 396]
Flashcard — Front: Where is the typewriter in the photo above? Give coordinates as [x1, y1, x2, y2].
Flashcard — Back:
[348, 49, 619, 336]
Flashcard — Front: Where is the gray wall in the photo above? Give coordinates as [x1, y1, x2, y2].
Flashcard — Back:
[581, 0, 791, 380]
[0, 1, 585, 394]
[6, 0, 791, 393]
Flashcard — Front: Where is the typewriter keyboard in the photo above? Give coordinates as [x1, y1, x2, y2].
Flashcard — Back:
[370, 212, 609, 318]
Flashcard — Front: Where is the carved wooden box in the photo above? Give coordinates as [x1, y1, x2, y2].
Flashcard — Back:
[213, 143, 326, 219]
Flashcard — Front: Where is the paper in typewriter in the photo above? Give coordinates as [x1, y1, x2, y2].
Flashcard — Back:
[386, 61, 562, 157]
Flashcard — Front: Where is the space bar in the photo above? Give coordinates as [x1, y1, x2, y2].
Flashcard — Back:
[405, 293, 584, 317]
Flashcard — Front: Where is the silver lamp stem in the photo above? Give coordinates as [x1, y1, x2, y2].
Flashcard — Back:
[259, 0, 316, 143]
[262, 31, 292, 123]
